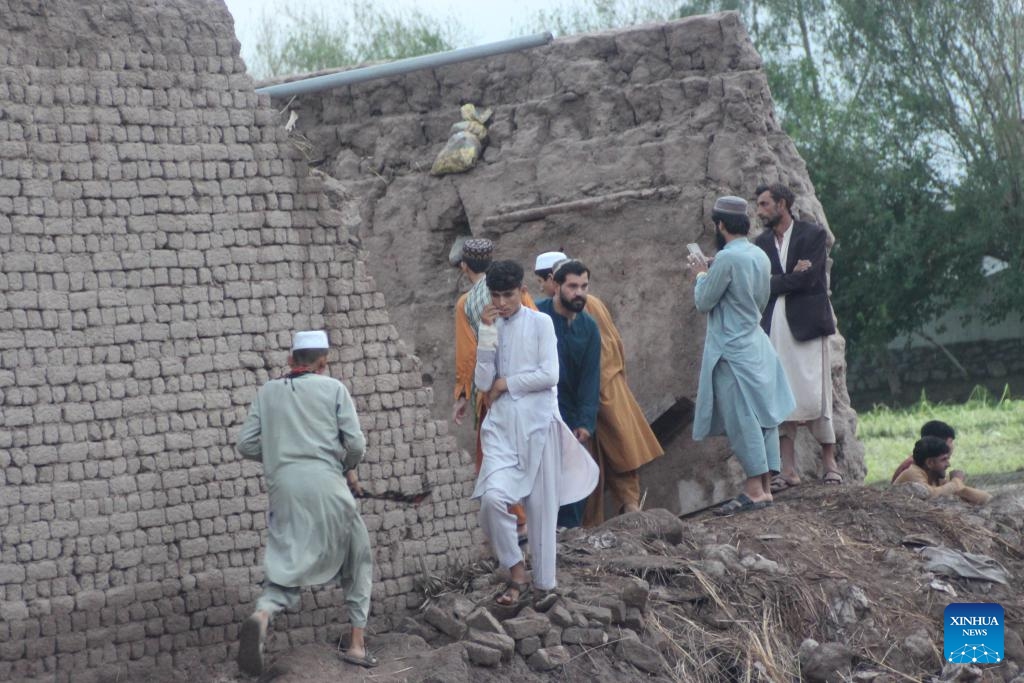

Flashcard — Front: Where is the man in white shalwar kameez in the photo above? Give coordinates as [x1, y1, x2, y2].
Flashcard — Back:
[235, 330, 377, 675]
[472, 260, 598, 604]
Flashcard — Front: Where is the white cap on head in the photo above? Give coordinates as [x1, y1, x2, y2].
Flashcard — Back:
[291, 330, 329, 352]
[535, 251, 568, 272]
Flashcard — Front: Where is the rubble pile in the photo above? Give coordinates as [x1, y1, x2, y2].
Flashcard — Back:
[216, 485, 1023, 683]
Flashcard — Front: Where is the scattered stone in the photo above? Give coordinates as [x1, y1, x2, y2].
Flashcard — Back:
[527, 646, 571, 672]
[561, 627, 607, 646]
[1006, 628, 1024, 665]
[467, 629, 515, 662]
[543, 627, 562, 648]
[423, 604, 468, 640]
[471, 576, 493, 592]
[829, 583, 871, 626]
[573, 612, 589, 628]
[601, 508, 685, 544]
[571, 602, 613, 625]
[617, 627, 640, 642]
[452, 597, 476, 621]
[939, 663, 984, 682]
[693, 559, 728, 579]
[516, 635, 541, 657]
[548, 603, 574, 628]
[533, 592, 560, 612]
[488, 600, 526, 621]
[624, 607, 645, 632]
[702, 544, 740, 570]
[902, 629, 936, 662]
[617, 637, 666, 674]
[465, 641, 501, 667]
[394, 616, 437, 642]
[465, 608, 506, 635]
[503, 614, 551, 640]
[621, 578, 650, 611]
[739, 552, 784, 574]
[597, 597, 627, 624]
[799, 639, 854, 683]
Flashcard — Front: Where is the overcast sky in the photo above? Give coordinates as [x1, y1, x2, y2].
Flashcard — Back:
[223, 0, 558, 72]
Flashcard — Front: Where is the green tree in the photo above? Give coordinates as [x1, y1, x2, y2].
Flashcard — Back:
[250, 1, 462, 79]
[518, 0, 683, 35]
[828, 0, 1024, 322]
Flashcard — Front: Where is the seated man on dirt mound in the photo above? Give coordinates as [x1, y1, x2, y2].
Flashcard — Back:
[892, 435, 991, 505]
[890, 419, 956, 483]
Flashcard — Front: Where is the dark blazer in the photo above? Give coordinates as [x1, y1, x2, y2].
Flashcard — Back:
[754, 219, 836, 341]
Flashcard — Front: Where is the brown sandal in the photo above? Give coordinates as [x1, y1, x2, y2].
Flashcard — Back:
[495, 580, 530, 606]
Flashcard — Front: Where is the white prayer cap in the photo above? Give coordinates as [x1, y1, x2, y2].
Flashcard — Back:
[534, 251, 568, 272]
[291, 330, 329, 351]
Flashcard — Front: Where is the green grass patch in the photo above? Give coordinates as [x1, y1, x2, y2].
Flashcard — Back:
[858, 385, 1024, 484]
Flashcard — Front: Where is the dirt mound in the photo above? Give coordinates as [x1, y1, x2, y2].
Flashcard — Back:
[186, 485, 1023, 682]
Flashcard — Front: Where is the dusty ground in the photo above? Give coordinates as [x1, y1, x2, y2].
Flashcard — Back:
[171, 483, 1024, 683]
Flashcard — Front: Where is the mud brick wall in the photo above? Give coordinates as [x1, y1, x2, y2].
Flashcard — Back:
[0, 1, 475, 681]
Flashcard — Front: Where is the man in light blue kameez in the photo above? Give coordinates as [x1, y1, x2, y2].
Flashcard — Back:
[687, 196, 795, 515]
[235, 330, 377, 675]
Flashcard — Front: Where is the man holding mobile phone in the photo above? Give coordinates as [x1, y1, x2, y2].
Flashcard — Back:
[687, 196, 795, 515]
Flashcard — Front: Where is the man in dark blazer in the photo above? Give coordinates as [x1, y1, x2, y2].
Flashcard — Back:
[753, 183, 840, 490]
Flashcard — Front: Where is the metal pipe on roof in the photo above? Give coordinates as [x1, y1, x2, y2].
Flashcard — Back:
[255, 32, 554, 99]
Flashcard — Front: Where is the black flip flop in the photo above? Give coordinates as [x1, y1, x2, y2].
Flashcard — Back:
[340, 650, 379, 668]
[713, 493, 771, 516]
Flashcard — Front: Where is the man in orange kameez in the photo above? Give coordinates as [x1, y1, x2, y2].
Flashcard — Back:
[534, 251, 663, 525]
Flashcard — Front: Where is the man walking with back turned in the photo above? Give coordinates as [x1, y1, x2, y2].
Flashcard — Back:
[236, 330, 376, 674]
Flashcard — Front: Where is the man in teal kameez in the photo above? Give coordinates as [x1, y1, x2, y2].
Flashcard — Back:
[687, 197, 795, 515]
[235, 330, 376, 675]
[536, 259, 601, 528]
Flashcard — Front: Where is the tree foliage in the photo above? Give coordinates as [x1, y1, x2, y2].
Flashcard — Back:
[250, 1, 461, 79]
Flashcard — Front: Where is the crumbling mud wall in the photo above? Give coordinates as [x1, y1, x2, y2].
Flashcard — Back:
[0, 2, 476, 681]
[272, 12, 866, 514]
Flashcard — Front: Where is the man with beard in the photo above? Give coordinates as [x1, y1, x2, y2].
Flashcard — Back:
[536, 259, 602, 528]
[535, 251, 663, 524]
[688, 196, 795, 515]
[752, 183, 841, 490]
[892, 436, 991, 505]
[473, 260, 598, 604]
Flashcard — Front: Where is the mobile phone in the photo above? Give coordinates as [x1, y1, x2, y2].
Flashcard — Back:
[686, 243, 706, 263]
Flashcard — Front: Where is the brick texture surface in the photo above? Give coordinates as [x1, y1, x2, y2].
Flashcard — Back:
[0, 1, 476, 680]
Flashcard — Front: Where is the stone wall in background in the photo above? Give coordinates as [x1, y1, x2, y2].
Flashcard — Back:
[273, 11, 866, 514]
[848, 339, 1024, 409]
[0, 1, 474, 681]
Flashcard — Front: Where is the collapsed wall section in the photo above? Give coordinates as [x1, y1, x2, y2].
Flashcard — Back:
[0, 1, 473, 680]
[274, 12, 866, 514]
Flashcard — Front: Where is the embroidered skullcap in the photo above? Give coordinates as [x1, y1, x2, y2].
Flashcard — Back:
[291, 330, 329, 351]
[461, 238, 494, 260]
[534, 251, 568, 272]
[712, 195, 748, 216]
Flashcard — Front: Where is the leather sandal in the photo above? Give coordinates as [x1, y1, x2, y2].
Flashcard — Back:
[495, 580, 530, 606]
